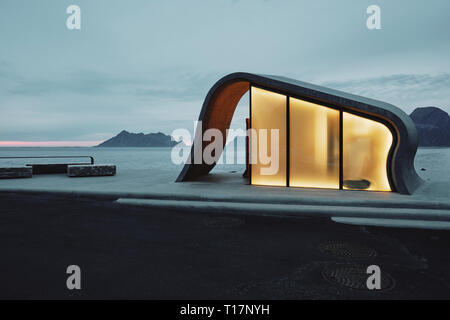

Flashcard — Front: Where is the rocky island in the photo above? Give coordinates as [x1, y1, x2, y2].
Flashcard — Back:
[96, 130, 179, 147]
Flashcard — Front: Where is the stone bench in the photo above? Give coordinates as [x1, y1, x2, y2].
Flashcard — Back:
[0, 166, 33, 179]
[67, 164, 116, 177]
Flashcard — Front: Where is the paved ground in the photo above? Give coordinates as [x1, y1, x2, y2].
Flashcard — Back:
[1, 148, 450, 227]
[2, 171, 450, 230]
[1, 192, 450, 299]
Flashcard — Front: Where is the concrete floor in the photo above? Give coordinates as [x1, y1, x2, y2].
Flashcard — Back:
[1, 171, 450, 228]
[1, 147, 449, 228]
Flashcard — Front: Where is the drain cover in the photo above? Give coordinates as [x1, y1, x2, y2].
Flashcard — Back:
[319, 242, 377, 260]
[322, 263, 395, 290]
[203, 216, 245, 228]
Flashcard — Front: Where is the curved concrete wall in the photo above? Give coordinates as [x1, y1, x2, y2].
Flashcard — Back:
[176, 72, 423, 195]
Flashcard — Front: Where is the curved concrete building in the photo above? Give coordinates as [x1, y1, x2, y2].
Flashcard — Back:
[176, 72, 422, 195]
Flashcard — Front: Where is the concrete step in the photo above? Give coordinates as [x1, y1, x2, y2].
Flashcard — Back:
[331, 217, 450, 230]
[116, 198, 450, 227]
[117, 193, 450, 211]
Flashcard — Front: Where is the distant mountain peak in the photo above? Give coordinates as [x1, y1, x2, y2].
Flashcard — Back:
[410, 106, 450, 147]
[412, 106, 448, 114]
[96, 130, 179, 148]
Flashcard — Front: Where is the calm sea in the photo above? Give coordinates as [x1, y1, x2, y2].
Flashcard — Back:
[0, 147, 247, 174]
[0, 147, 449, 182]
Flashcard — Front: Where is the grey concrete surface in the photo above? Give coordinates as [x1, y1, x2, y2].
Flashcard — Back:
[1, 170, 450, 228]
[332, 217, 450, 230]
[67, 164, 116, 177]
[1, 147, 449, 229]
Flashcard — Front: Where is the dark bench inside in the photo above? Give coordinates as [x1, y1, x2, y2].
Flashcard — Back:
[0, 156, 94, 175]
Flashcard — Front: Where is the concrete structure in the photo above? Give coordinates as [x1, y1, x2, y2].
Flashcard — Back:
[0, 166, 32, 179]
[176, 72, 422, 195]
[0, 147, 448, 229]
[67, 164, 116, 177]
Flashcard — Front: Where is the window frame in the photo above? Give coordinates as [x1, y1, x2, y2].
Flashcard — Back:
[249, 84, 397, 192]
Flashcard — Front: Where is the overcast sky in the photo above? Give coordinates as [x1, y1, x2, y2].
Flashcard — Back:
[0, 0, 449, 145]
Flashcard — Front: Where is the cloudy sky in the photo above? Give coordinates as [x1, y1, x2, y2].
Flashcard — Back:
[0, 0, 449, 146]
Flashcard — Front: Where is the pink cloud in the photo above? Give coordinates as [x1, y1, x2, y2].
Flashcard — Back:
[0, 141, 103, 147]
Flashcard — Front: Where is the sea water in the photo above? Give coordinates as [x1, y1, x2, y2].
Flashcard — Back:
[0, 146, 247, 175]
[0, 147, 449, 182]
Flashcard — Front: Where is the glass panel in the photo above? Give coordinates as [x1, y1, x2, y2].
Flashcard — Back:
[289, 98, 340, 189]
[250, 87, 287, 186]
[343, 112, 393, 192]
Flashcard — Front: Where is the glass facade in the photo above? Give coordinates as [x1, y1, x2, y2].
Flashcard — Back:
[250, 86, 393, 192]
[250, 87, 287, 186]
[289, 97, 340, 189]
[343, 112, 393, 192]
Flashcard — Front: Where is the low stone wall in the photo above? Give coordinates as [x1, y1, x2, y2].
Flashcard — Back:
[0, 167, 33, 179]
[67, 164, 116, 177]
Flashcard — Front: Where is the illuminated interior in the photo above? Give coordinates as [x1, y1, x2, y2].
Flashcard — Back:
[343, 112, 393, 192]
[250, 87, 287, 186]
[249, 86, 393, 192]
[289, 98, 340, 189]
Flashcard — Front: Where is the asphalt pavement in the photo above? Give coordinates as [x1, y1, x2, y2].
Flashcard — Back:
[1, 192, 450, 299]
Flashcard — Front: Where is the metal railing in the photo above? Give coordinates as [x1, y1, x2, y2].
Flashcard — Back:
[0, 156, 94, 163]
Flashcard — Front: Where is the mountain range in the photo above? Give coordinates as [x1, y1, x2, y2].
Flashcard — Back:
[96, 106, 450, 147]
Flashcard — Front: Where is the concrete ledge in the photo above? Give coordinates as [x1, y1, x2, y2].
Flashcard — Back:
[1, 187, 450, 229]
[1, 185, 450, 211]
[331, 217, 450, 230]
[0, 167, 32, 179]
[67, 164, 116, 177]
[116, 198, 450, 224]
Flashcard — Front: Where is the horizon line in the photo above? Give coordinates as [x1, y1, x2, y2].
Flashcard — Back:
[0, 141, 104, 147]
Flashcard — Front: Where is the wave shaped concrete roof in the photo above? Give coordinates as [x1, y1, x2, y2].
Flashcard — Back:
[177, 72, 422, 195]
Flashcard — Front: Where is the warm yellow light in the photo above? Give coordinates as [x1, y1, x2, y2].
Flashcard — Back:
[249, 88, 393, 192]
[289, 98, 340, 189]
[343, 112, 393, 192]
[250, 87, 287, 186]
